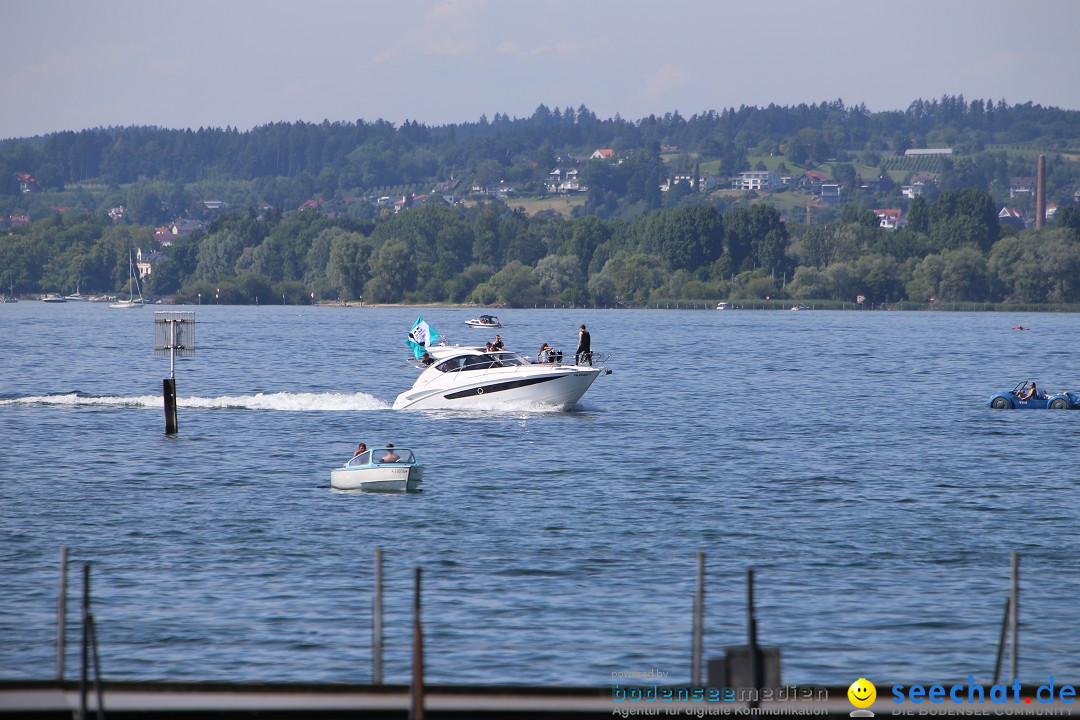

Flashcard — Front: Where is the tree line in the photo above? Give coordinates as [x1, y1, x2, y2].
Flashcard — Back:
[5, 191, 1080, 306]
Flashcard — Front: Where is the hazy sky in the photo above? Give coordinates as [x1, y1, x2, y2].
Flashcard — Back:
[3, 0, 1079, 139]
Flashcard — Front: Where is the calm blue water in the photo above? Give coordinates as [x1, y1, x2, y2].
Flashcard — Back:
[2, 302, 1078, 686]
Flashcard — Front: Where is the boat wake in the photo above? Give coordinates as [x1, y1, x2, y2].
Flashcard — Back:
[0, 391, 389, 411]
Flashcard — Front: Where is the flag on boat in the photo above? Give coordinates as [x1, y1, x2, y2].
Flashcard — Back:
[406, 317, 441, 359]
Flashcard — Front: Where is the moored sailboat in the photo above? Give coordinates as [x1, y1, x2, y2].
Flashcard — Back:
[109, 253, 145, 309]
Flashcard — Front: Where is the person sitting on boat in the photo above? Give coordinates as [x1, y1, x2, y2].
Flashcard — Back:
[537, 342, 553, 363]
[1018, 382, 1040, 401]
[492, 334, 504, 350]
[353, 442, 367, 458]
[381, 444, 401, 462]
[419, 352, 434, 366]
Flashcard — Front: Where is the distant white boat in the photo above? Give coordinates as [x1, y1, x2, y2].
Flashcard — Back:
[110, 253, 145, 309]
[64, 284, 88, 301]
[466, 314, 502, 328]
[791, 304, 809, 311]
[41, 294, 67, 303]
[716, 302, 731, 310]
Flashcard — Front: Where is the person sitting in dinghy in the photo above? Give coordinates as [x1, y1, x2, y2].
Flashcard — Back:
[381, 444, 401, 462]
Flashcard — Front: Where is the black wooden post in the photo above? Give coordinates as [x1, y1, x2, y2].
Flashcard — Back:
[163, 378, 178, 435]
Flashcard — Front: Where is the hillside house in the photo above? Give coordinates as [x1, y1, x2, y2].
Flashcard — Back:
[154, 227, 174, 247]
[431, 178, 459, 194]
[820, 184, 842, 203]
[554, 177, 583, 194]
[698, 173, 722, 192]
[134, 247, 165, 279]
[902, 182, 926, 199]
[859, 176, 882, 194]
[798, 171, 827, 193]
[471, 181, 521, 197]
[671, 173, 695, 188]
[547, 168, 580, 193]
[590, 148, 615, 160]
[872, 208, 903, 230]
[998, 207, 1025, 230]
[1009, 177, 1035, 197]
[15, 172, 37, 193]
[170, 220, 204, 237]
[732, 171, 781, 192]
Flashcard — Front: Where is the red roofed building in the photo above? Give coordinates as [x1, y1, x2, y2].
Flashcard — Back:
[15, 172, 37, 193]
[871, 208, 903, 230]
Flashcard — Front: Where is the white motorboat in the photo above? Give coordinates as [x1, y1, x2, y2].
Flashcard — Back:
[715, 302, 730, 310]
[791, 304, 809, 311]
[465, 314, 502, 328]
[393, 344, 609, 411]
[331, 446, 423, 491]
[41, 294, 67, 303]
[110, 252, 145, 309]
[65, 284, 88, 301]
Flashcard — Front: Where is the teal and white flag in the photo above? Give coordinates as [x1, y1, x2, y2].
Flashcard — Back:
[405, 316, 440, 360]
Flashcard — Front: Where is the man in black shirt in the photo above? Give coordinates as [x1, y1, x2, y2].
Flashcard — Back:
[575, 324, 592, 365]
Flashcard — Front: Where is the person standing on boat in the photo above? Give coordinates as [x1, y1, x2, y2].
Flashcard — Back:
[575, 324, 592, 365]
[353, 442, 367, 458]
[492, 334, 504, 350]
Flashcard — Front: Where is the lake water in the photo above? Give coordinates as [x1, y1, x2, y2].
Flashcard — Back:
[2, 302, 1078, 686]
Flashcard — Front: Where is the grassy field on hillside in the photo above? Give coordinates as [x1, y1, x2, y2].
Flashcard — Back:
[500, 195, 586, 217]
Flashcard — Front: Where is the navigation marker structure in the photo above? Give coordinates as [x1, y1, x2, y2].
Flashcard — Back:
[154, 311, 196, 434]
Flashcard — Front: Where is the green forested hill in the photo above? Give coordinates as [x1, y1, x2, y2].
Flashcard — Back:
[2, 96, 1080, 307]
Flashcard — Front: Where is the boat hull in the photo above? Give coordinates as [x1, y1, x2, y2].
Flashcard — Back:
[393, 367, 601, 410]
[330, 464, 423, 491]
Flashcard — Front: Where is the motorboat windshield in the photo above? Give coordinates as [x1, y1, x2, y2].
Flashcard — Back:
[345, 448, 416, 467]
[432, 351, 531, 373]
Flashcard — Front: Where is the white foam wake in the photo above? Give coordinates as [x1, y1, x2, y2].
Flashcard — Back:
[0, 391, 389, 411]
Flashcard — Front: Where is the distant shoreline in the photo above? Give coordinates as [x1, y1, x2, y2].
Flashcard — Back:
[12, 297, 1076, 313]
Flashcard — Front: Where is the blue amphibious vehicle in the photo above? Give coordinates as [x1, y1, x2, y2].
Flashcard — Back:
[987, 381, 1080, 409]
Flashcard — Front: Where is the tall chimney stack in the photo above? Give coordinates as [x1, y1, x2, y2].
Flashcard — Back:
[1036, 154, 1046, 229]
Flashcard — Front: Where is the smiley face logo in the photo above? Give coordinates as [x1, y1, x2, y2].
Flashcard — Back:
[848, 678, 876, 709]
